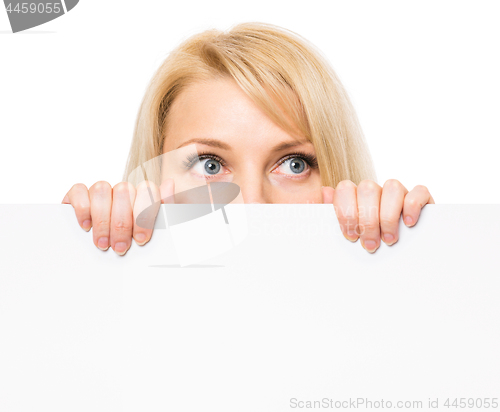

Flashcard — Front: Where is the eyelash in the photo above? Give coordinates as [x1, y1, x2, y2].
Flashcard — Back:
[182, 151, 319, 173]
[279, 152, 319, 170]
[182, 151, 227, 169]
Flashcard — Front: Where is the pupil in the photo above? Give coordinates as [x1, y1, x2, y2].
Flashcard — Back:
[290, 158, 305, 174]
[205, 159, 220, 175]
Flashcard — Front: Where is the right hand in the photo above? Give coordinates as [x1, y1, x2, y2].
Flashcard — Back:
[62, 179, 175, 255]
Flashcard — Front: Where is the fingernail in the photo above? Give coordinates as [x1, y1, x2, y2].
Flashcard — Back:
[114, 242, 128, 255]
[97, 237, 109, 251]
[404, 216, 413, 226]
[383, 233, 394, 244]
[135, 233, 147, 245]
[82, 219, 91, 231]
[363, 240, 378, 253]
[344, 230, 357, 242]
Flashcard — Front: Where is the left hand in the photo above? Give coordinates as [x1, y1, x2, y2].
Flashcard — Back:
[322, 179, 435, 253]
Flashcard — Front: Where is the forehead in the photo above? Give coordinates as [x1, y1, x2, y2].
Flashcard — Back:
[162, 77, 310, 152]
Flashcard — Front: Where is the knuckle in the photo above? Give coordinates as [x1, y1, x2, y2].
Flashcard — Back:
[379, 214, 397, 227]
[406, 197, 420, 208]
[73, 201, 89, 212]
[414, 184, 429, 193]
[113, 181, 134, 194]
[335, 180, 356, 191]
[383, 179, 402, 191]
[358, 179, 380, 194]
[113, 219, 133, 232]
[71, 183, 88, 192]
[358, 220, 379, 233]
[92, 219, 109, 231]
[91, 181, 111, 194]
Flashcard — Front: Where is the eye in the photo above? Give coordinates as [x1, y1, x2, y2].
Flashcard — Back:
[275, 156, 310, 175]
[191, 156, 225, 177]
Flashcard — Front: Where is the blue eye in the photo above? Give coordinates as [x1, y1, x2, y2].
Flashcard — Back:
[277, 157, 307, 175]
[191, 157, 224, 176]
[183, 151, 318, 179]
[289, 158, 306, 174]
[204, 159, 221, 175]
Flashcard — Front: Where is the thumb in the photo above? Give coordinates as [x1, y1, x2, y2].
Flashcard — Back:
[321, 186, 335, 204]
[160, 178, 175, 204]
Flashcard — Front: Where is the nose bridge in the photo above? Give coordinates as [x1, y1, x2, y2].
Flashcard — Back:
[232, 167, 269, 204]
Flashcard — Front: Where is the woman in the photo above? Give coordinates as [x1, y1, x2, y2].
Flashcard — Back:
[62, 22, 434, 255]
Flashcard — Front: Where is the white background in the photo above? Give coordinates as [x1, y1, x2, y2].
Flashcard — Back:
[0, 0, 499, 204]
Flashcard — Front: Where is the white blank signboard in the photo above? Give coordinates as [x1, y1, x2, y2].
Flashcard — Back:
[0, 204, 499, 412]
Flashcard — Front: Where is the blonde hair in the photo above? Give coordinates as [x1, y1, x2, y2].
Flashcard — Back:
[123, 22, 376, 188]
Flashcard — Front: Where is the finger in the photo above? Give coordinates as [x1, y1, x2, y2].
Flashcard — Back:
[357, 180, 382, 253]
[109, 182, 136, 256]
[331, 180, 359, 242]
[89, 181, 112, 251]
[379, 179, 408, 246]
[133, 180, 161, 246]
[62, 183, 92, 231]
[403, 185, 434, 227]
[160, 178, 175, 204]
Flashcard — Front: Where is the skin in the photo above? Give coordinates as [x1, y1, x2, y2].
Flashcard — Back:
[62, 77, 434, 255]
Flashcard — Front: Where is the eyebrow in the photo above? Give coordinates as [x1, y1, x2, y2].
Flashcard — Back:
[176, 138, 311, 152]
[177, 138, 231, 150]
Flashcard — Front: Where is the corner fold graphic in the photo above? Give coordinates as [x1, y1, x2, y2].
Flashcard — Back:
[64, 0, 78, 12]
[4, 0, 79, 33]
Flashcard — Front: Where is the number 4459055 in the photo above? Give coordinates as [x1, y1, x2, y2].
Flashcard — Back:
[5, 3, 61, 14]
